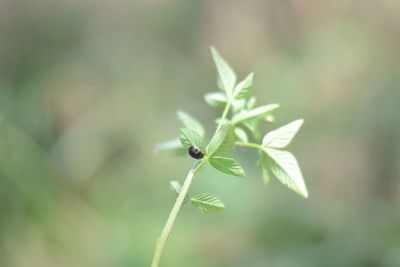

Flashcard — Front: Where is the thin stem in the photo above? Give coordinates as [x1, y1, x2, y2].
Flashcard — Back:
[235, 141, 262, 150]
[150, 159, 206, 267]
[151, 100, 229, 267]
[216, 101, 231, 132]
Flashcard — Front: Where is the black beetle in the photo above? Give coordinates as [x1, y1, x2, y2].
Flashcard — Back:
[188, 146, 204, 159]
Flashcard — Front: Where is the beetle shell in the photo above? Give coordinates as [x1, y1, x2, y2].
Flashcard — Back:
[188, 146, 204, 159]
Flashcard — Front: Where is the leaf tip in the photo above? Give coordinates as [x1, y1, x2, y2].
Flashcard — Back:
[297, 179, 308, 198]
[210, 46, 219, 58]
[295, 118, 305, 126]
[169, 180, 182, 194]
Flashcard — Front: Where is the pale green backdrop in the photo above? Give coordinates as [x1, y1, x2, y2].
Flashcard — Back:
[0, 1, 399, 266]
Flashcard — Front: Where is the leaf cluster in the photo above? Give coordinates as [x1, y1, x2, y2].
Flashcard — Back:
[157, 47, 308, 213]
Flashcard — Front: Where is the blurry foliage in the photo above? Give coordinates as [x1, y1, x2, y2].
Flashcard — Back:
[0, 0, 399, 267]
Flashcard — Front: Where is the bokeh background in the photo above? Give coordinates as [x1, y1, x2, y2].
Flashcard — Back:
[1, 0, 400, 266]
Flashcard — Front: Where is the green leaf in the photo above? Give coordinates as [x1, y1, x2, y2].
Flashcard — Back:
[209, 156, 246, 177]
[169, 180, 182, 193]
[234, 127, 248, 143]
[179, 128, 205, 151]
[190, 193, 225, 213]
[155, 139, 186, 155]
[262, 147, 308, 198]
[257, 153, 271, 184]
[262, 119, 304, 148]
[246, 96, 257, 110]
[217, 77, 224, 90]
[231, 99, 246, 114]
[213, 127, 235, 157]
[204, 92, 227, 107]
[233, 73, 254, 99]
[232, 104, 280, 125]
[210, 47, 236, 97]
[206, 125, 231, 156]
[242, 118, 260, 139]
[177, 110, 205, 137]
[214, 117, 229, 126]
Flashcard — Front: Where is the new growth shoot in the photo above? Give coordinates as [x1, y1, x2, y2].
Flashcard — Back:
[151, 47, 308, 267]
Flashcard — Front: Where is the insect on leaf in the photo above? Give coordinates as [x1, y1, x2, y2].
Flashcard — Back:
[190, 193, 225, 213]
[209, 156, 246, 177]
[179, 128, 205, 151]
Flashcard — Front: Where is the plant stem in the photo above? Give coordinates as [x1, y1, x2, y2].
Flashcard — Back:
[216, 101, 231, 132]
[150, 159, 206, 267]
[151, 99, 229, 267]
[235, 141, 262, 150]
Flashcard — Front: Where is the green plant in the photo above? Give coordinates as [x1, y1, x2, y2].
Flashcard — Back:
[151, 47, 308, 267]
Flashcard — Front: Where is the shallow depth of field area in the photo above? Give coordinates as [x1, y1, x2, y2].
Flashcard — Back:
[0, 1, 400, 267]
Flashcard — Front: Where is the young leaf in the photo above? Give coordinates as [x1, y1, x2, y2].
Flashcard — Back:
[231, 99, 247, 114]
[190, 193, 225, 213]
[206, 125, 231, 156]
[262, 147, 308, 198]
[169, 180, 182, 193]
[234, 127, 248, 143]
[265, 115, 275, 123]
[242, 118, 260, 138]
[204, 92, 227, 107]
[213, 127, 236, 157]
[210, 47, 236, 97]
[179, 128, 205, 151]
[155, 139, 186, 155]
[177, 110, 205, 137]
[233, 73, 254, 99]
[262, 119, 304, 148]
[214, 117, 229, 126]
[209, 156, 246, 177]
[232, 104, 280, 125]
[257, 153, 271, 184]
[246, 96, 257, 110]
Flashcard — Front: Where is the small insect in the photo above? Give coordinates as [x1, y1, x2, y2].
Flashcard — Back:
[188, 145, 204, 159]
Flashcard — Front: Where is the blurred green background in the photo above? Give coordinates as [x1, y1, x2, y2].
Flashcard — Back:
[1, 0, 400, 266]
